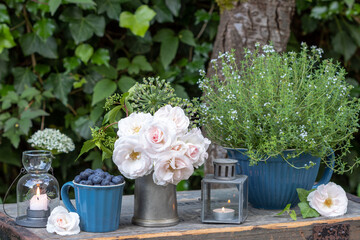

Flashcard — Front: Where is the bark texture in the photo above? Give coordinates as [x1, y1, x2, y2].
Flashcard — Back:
[205, 0, 296, 174]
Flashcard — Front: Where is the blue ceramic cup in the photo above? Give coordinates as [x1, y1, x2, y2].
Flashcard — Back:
[61, 181, 125, 232]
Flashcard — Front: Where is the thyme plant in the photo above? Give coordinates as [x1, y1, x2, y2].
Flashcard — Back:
[199, 43, 360, 173]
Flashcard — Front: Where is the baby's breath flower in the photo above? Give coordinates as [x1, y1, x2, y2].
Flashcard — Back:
[28, 128, 75, 154]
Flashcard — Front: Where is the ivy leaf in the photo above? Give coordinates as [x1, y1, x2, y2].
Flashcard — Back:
[119, 5, 156, 37]
[76, 139, 96, 161]
[298, 202, 320, 218]
[296, 188, 315, 202]
[91, 48, 110, 67]
[75, 43, 94, 64]
[0, 24, 16, 54]
[91, 65, 117, 79]
[154, 29, 179, 68]
[63, 56, 81, 73]
[179, 29, 196, 46]
[92, 79, 117, 106]
[74, 117, 93, 139]
[44, 73, 74, 105]
[289, 210, 297, 221]
[153, 0, 173, 23]
[20, 87, 40, 100]
[117, 57, 130, 70]
[49, 0, 62, 15]
[332, 31, 357, 61]
[165, 0, 181, 17]
[21, 109, 49, 120]
[276, 203, 291, 216]
[33, 18, 56, 42]
[96, 0, 124, 20]
[132, 55, 153, 71]
[0, 4, 10, 24]
[19, 33, 58, 59]
[34, 64, 51, 76]
[12, 67, 37, 94]
[118, 75, 136, 93]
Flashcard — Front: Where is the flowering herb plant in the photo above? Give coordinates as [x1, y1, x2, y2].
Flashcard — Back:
[199, 43, 360, 173]
[28, 128, 75, 154]
[112, 105, 210, 185]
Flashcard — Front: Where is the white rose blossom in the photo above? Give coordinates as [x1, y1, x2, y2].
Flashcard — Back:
[117, 112, 153, 137]
[140, 118, 177, 156]
[46, 206, 80, 236]
[307, 182, 348, 217]
[113, 135, 153, 179]
[153, 152, 194, 186]
[154, 105, 189, 135]
[181, 128, 211, 168]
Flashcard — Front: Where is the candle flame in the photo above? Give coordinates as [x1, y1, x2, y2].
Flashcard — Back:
[221, 207, 225, 212]
[228, 199, 231, 204]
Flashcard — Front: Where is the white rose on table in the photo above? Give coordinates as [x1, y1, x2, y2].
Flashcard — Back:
[153, 152, 194, 186]
[154, 105, 189, 135]
[117, 112, 153, 137]
[180, 128, 211, 168]
[140, 118, 177, 155]
[307, 182, 348, 217]
[113, 135, 153, 179]
[46, 206, 80, 236]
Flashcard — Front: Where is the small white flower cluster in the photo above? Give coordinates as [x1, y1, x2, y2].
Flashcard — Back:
[262, 44, 275, 53]
[28, 128, 75, 153]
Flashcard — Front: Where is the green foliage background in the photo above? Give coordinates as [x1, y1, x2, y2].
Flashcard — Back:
[1, 0, 360, 202]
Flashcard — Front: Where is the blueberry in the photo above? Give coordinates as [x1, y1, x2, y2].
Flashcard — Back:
[85, 180, 93, 185]
[74, 175, 81, 183]
[112, 176, 124, 184]
[92, 175, 103, 185]
[101, 179, 110, 186]
[84, 168, 94, 174]
[94, 168, 103, 173]
[105, 175, 113, 182]
[94, 171, 105, 178]
[79, 180, 87, 185]
[104, 172, 110, 177]
[80, 171, 91, 180]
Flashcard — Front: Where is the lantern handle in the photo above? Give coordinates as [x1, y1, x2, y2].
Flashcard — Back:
[2, 168, 26, 218]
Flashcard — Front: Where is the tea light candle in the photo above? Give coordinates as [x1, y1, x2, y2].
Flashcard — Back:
[213, 207, 235, 220]
[29, 186, 48, 211]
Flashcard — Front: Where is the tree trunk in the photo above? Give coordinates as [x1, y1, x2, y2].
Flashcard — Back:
[205, 0, 296, 174]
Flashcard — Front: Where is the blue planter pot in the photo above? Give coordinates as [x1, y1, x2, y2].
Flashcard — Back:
[226, 148, 334, 209]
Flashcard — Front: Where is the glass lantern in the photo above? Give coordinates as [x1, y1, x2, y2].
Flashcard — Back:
[201, 159, 248, 224]
[15, 150, 60, 227]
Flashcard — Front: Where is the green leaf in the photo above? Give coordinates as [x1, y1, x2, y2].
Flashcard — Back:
[116, 57, 130, 70]
[296, 188, 315, 202]
[91, 48, 110, 67]
[20, 87, 40, 100]
[119, 5, 156, 37]
[91, 65, 117, 79]
[277, 203, 291, 216]
[66, 0, 96, 4]
[63, 56, 81, 72]
[165, 0, 180, 17]
[0, 24, 16, 53]
[310, 6, 328, 19]
[161, 36, 179, 68]
[179, 29, 196, 46]
[153, 28, 174, 42]
[49, 0, 61, 15]
[332, 31, 357, 61]
[92, 79, 117, 106]
[298, 202, 320, 218]
[74, 117, 94, 139]
[4, 117, 18, 132]
[344, 0, 354, 8]
[19, 33, 58, 59]
[346, 23, 360, 47]
[154, 1, 173, 23]
[18, 118, 32, 134]
[90, 104, 104, 122]
[33, 18, 56, 42]
[3, 128, 20, 148]
[21, 109, 49, 119]
[34, 64, 51, 76]
[174, 84, 189, 99]
[106, 105, 123, 123]
[73, 77, 86, 88]
[132, 55, 153, 71]
[12, 67, 37, 94]
[0, 4, 10, 24]
[44, 73, 74, 105]
[289, 210, 297, 221]
[118, 75, 136, 92]
[75, 43, 94, 64]
[96, 0, 123, 20]
[76, 139, 96, 161]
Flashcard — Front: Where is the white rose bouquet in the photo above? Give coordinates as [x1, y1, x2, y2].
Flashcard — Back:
[112, 105, 210, 185]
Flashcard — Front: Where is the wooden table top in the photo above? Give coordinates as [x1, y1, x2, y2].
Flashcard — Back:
[1, 190, 360, 240]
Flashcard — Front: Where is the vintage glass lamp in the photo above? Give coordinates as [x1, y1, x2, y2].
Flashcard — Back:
[201, 158, 248, 224]
[16, 150, 60, 227]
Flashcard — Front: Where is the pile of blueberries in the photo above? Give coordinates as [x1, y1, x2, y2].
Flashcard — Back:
[74, 168, 124, 186]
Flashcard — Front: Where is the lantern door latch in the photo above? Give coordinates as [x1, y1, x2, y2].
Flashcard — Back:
[313, 223, 350, 240]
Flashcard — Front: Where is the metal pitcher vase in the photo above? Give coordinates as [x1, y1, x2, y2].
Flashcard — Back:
[132, 173, 179, 227]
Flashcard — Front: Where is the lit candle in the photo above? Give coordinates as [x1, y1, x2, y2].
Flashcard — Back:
[213, 207, 235, 220]
[29, 186, 48, 211]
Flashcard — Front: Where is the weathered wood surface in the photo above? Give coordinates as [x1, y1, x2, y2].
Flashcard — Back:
[1, 191, 360, 240]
